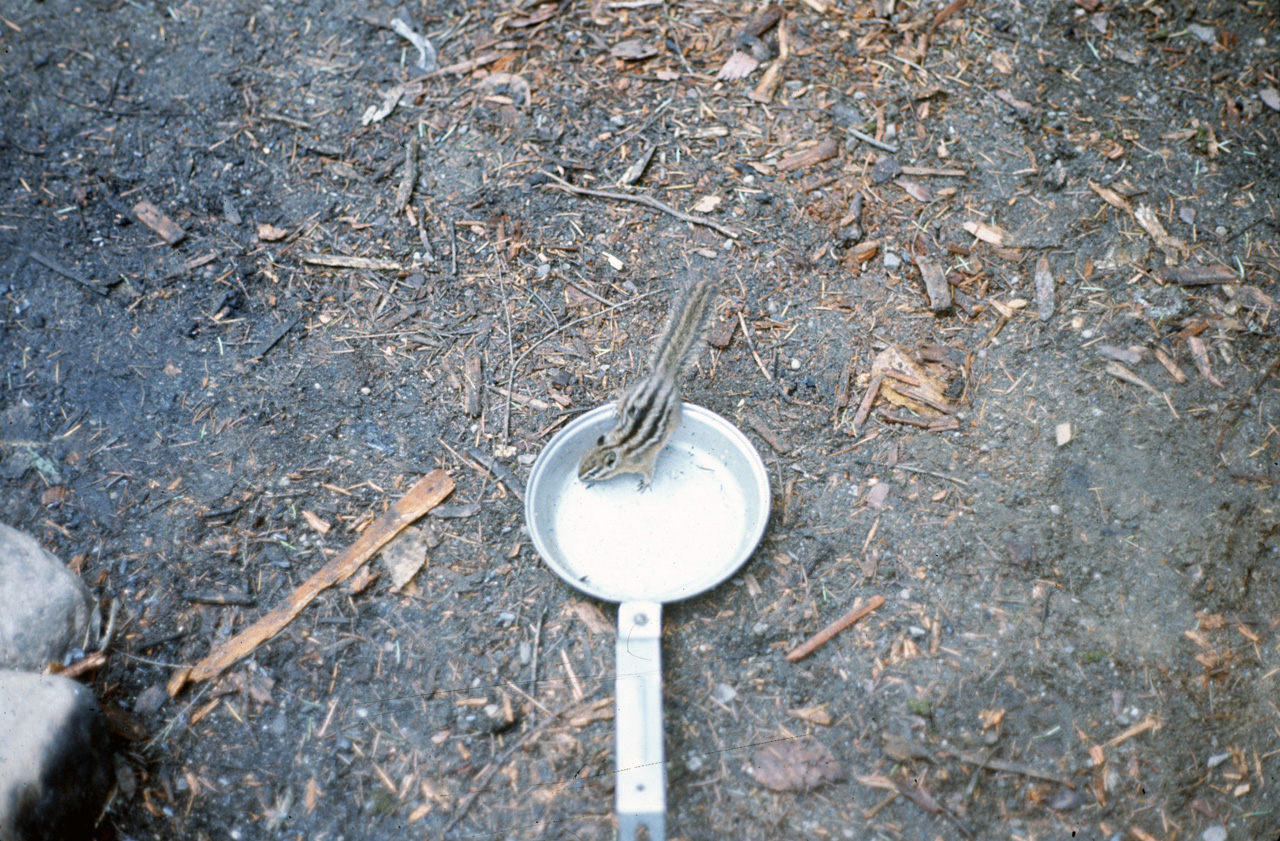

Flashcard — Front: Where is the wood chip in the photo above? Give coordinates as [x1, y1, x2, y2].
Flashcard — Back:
[962, 220, 1005, 246]
[1163, 265, 1238, 286]
[1034, 255, 1055, 321]
[1087, 180, 1134, 215]
[1153, 347, 1188, 383]
[916, 256, 951, 313]
[132, 200, 186, 245]
[463, 354, 482, 417]
[1134, 204, 1186, 264]
[1105, 361, 1159, 395]
[777, 137, 838, 173]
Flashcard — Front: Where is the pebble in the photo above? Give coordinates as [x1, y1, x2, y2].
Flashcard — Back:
[883, 251, 902, 270]
[1187, 24, 1216, 44]
[1202, 826, 1227, 841]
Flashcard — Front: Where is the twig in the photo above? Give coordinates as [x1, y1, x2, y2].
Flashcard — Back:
[28, 251, 109, 296]
[501, 290, 659, 441]
[538, 169, 739, 239]
[449, 220, 458, 276]
[466, 446, 525, 501]
[737, 312, 773, 383]
[842, 126, 899, 154]
[298, 253, 408, 271]
[835, 454, 969, 486]
[785, 594, 885, 661]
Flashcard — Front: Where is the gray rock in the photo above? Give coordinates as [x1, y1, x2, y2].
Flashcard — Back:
[884, 251, 903, 270]
[0, 523, 95, 670]
[0, 670, 115, 841]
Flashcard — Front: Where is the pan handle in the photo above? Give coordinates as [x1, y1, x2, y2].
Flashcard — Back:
[615, 601, 666, 840]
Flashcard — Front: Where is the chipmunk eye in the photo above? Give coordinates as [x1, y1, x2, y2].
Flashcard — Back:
[596, 435, 605, 446]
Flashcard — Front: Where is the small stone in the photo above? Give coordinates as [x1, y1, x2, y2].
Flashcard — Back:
[1187, 24, 1216, 44]
[134, 684, 168, 715]
[1201, 825, 1227, 841]
[1047, 788, 1084, 811]
[883, 251, 902, 270]
[712, 683, 738, 704]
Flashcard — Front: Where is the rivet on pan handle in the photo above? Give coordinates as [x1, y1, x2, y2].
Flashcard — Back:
[615, 600, 666, 840]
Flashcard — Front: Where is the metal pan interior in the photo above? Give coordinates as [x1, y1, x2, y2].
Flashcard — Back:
[525, 403, 770, 603]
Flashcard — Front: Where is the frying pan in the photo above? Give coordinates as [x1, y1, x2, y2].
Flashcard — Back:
[525, 402, 770, 840]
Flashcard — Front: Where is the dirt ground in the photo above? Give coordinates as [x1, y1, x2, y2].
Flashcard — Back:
[2, 0, 1279, 838]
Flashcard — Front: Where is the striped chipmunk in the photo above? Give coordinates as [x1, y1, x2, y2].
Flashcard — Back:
[578, 280, 718, 488]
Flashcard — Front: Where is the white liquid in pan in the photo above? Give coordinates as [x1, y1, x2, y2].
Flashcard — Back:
[547, 440, 750, 602]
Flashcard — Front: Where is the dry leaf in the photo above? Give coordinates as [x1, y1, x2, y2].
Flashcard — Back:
[1261, 88, 1280, 112]
[870, 346, 951, 416]
[789, 705, 833, 726]
[361, 84, 405, 125]
[163, 361, 182, 376]
[378, 525, 431, 590]
[1187, 335, 1223, 387]
[995, 88, 1032, 111]
[963, 220, 1005, 245]
[980, 707, 1006, 730]
[1134, 204, 1186, 264]
[610, 38, 657, 60]
[1106, 361, 1159, 395]
[304, 777, 322, 813]
[989, 52, 1014, 73]
[748, 739, 844, 791]
[717, 51, 759, 81]
[567, 600, 614, 635]
[257, 222, 289, 242]
[895, 178, 934, 202]
[1087, 180, 1134, 214]
[691, 195, 722, 213]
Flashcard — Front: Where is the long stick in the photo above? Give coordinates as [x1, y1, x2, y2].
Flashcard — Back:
[538, 170, 739, 239]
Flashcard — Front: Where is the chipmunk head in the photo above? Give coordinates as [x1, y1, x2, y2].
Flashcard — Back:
[577, 435, 624, 483]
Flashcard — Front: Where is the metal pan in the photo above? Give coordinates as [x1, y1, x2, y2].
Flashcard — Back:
[525, 402, 770, 840]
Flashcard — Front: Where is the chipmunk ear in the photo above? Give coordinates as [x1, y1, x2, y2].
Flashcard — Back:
[605, 452, 618, 468]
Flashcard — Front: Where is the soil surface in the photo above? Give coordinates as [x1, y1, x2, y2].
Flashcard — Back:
[3, 0, 1279, 839]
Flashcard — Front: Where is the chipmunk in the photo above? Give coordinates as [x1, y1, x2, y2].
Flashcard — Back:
[578, 280, 718, 488]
